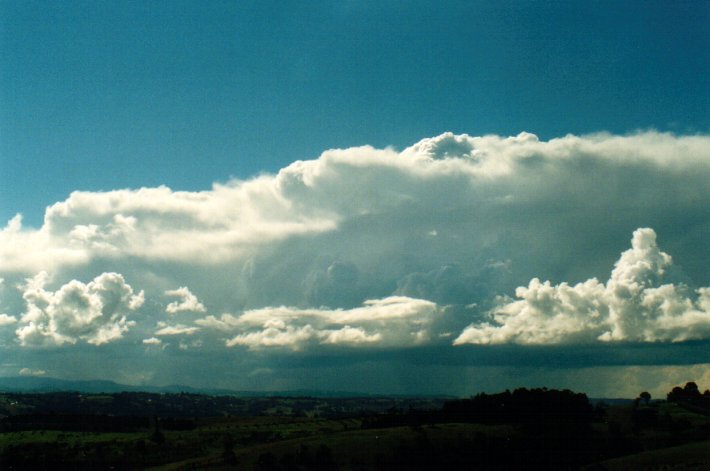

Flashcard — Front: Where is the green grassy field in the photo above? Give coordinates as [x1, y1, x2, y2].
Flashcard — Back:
[148, 422, 519, 470]
[587, 439, 710, 470]
[0, 415, 520, 470]
[3, 390, 710, 469]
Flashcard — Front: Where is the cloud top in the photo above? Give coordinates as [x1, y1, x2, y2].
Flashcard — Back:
[3, 131, 709, 275]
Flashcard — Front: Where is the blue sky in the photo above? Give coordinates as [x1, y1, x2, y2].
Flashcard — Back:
[0, 1, 709, 397]
[2, 0, 708, 226]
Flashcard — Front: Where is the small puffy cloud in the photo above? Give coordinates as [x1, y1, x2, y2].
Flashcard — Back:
[198, 296, 439, 351]
[455, 228, 710, 345]
[142, 337, 162, 345]
[15, 272, 144, 347]
[19, 367, 46, 376]
[165, 287, 206, 314]
[154, 321, 199, 336]
[178, 339, 203, 351]
[0, 314, 17, 326]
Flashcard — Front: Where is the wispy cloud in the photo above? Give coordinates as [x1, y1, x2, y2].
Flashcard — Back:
[154, 322, 199, 336]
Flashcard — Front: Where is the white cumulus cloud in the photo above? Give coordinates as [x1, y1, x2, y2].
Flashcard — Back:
[19, 367, 46, 376]
[15, 272, 144, 347]
[165, 287, 206, 314]
[0, 314, 17, 326]
[154, 321, 200, 336]
[455, 228, 710, 345]
[197, 296, 439, 351]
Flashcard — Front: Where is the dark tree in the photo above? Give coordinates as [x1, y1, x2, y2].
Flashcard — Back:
[222, 434, 237, 465]
[639, 391, 651, 405]
[668, 386, 684, 402]
[314, 444, 339, 471]
[257, 451, 281, 471]
[667, 382, 710, 408]
[150, 416, 165, 444]
[684, 382, 700, 397]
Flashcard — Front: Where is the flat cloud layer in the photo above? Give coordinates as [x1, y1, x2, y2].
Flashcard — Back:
[0, 131, 709, 390]
[196, 296, 439, 351]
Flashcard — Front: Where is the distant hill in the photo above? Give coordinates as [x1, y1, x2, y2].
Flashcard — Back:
[0, 376, 451, 398]
[0, 376, 246, 395]
[0, 376, 131, 394]
[589, 397, 635, 406]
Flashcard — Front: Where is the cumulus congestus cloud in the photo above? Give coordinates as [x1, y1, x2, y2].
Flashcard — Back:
[455, 228, 710, 345]
[15, 272, 144, 347]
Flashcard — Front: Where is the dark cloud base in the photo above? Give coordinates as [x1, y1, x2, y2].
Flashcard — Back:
[243, 341, 710, 369]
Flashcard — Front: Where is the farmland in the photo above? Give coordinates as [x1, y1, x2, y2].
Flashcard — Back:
[0, 386, 709, 469]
